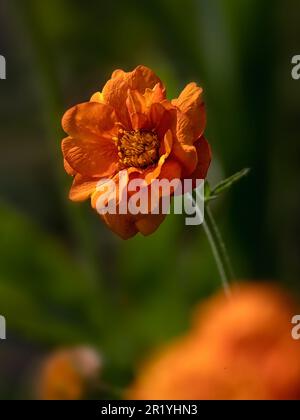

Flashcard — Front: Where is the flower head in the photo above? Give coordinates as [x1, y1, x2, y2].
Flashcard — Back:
[61, 65, 211, 239]
[127, 283, 300, 400]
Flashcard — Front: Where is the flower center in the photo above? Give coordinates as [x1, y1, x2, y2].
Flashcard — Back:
[117, 130, 160, 169]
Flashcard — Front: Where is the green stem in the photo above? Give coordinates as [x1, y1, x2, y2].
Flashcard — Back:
[203, 205, 233, 297]
[187, 193, 233, 297]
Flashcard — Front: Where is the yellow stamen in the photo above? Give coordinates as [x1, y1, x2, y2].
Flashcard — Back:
[117, 130, 160, 169]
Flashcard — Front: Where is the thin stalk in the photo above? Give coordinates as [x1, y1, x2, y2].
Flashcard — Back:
[203, 205, 233, 298]
[187, 193, 233, 298]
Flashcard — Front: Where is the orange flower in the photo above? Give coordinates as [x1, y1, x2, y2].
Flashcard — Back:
[36, 347, 102, 400]
[127, 283, 300, 400]
[61, 65, 211, 239]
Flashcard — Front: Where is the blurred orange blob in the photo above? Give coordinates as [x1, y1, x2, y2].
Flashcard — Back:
[61, 65, 211, 239]
[127, 283, 300, 400]
[37, 346, 102, 400]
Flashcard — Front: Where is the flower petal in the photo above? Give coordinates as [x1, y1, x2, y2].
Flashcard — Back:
[126, 90, 150, 131]
[90, 172, 139, 240]
[99, 212, 138, 240]
[172, 82, 206, 139]
[147, 159, 182, 210]
[144, 83, 166, 107]
[61, 102, 120, 177]
[90, 91, 105, 103]
[150, 103, 175, 139]
[126, 89, 146, 115]
[69, 174, 99, 202]
[144, 130, 173, 184]
[175, 110, 195, 146]
[171, 141, 198, 177]
[102, 65, 165, 127]
[101, 206, 168, 238]
[135, 213, 166, 237]
[62, 136, 119, 178]
[62, 102, 118, 142]
[64, 159, 76, 176]
[158, 159, 182, 181]
[190, 137, 212, 181]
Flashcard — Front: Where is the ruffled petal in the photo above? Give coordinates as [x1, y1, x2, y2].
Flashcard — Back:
[175, 110, 195, 146]
[150, 103, 174, 139]
[99, 212, 138, 240]
[144, 130, 173, 184]
[126, 90, 150, 131]
[62, 102, 118, 142]
[190, 137, 212, 181]
[69, 174, 99, 202]
[135, 213, 166, 236]
[158, 159, 182, 181]
[61, 101, 120, 177]
[126, 85, 169, 131]
[90, 172, 138, 239]
[171, 141, 198, 177]
[144, 83, 166, 107]
[62, 135, 119, 178]
[126, 89, 146, 115]
[147, 159, 182, 211]
[90, 91, 105, 103]
[100, 210, 166, 239]
[64, 159, 76, 176]
[172, 82, 206, 139]
[102, 65, 165, 128]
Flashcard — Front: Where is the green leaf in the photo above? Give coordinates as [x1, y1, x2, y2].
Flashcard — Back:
[206, 168, 250, 202]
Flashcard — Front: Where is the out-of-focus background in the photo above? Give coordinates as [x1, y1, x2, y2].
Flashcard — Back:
[0, 0, 300, 399]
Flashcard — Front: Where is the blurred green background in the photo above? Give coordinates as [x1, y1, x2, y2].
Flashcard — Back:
[0, 0, 300, 399]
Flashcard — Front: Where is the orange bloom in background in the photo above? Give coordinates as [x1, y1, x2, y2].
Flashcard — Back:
[127, 283, 300, 400]
[36, 346, 102, 400]
[61, 65, 211, 239]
